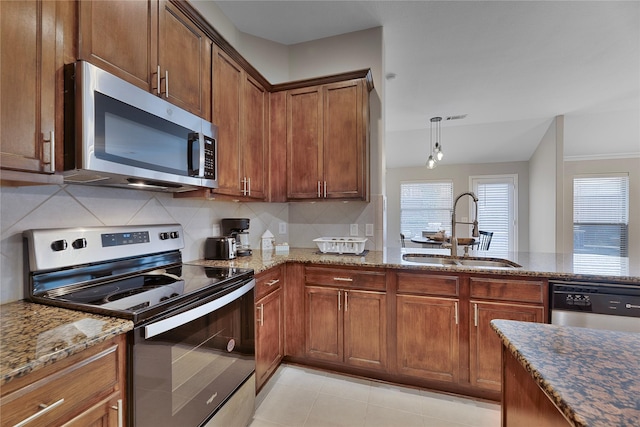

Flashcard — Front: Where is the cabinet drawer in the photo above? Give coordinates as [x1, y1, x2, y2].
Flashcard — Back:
[255, 265, 284, 300]
[470, 277, 544, 304]
[305, 266, 385, 291]
[1, 343, 120, 427]
[396, 272, 460, 297]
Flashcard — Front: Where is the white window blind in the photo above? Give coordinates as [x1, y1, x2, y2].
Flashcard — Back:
[472, 175, 517, 257]
[573, 175, 629, 257]
[400, 181, 453, 239]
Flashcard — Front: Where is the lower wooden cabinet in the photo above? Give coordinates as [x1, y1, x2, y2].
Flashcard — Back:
[305, 286, 387, 370]
[396, 295, 460, 383]
[303, 265, 387, 371]
[255, 266, 284, 391]
[469, 301, 544, 391]
[0, 335, 126, 427]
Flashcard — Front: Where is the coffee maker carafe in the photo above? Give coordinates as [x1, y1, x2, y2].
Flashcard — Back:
[221, 218, 252, 257]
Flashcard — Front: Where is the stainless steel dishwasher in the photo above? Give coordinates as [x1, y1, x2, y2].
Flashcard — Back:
[550, 281, 640, 332]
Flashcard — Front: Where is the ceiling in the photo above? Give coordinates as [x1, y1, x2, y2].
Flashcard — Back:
[214, 1, 640, 168]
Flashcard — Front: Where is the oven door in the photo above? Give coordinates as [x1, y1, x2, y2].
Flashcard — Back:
[130, 279, 255, 427]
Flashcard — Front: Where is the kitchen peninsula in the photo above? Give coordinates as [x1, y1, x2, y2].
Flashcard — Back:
[491, 319, 640, 426]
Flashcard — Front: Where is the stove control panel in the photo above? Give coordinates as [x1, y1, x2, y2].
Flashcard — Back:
[25, 224, 184, 272]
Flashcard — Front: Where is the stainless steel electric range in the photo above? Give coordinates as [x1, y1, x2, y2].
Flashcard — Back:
[23, 224, 256, 427]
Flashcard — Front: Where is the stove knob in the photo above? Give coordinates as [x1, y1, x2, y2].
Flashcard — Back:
[159, 232, 169, 240]
[72, 238, 87, 249]
[51, 239, 68, 251]
[170, 231, 179, 239]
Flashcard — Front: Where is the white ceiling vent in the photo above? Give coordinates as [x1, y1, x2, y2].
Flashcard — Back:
[446, 115, 467, 121]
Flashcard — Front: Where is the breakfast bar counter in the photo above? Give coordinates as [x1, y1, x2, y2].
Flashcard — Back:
[490, 319, 640, 426]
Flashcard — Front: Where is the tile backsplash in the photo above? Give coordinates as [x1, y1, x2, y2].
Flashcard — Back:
[0, 184, 382, 304]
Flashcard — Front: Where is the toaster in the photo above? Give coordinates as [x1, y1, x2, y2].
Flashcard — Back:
[205, 237, 237, 260]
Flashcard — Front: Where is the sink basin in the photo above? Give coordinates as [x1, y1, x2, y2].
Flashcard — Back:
[455, 258, 522, 269]
[402, 254, 521, 269]
[402, 254, 458, 265]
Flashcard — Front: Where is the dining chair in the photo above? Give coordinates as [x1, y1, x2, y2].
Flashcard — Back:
[478, 231, 493, 250]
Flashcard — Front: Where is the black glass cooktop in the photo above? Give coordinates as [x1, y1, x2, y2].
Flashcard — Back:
[35, 264, 253, 322]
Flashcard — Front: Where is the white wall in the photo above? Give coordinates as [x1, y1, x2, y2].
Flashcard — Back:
[386, 162, 530, 250]
[528, 118, 558, 253]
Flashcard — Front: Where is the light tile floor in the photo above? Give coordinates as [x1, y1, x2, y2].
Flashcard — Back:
[249, 365, 501, 427]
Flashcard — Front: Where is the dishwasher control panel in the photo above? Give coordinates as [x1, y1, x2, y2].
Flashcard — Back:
[551, 281, 640, 317]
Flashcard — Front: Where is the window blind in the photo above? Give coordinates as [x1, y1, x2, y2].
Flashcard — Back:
[475, 182, 511, 257]
[573, 175, 629, 257]
[400, 181, 453, 238]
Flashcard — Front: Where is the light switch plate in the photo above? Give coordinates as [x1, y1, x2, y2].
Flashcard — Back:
[350, 224, 358, 236]
[279, 223, 287, 234]
[365, 224, 374, 236]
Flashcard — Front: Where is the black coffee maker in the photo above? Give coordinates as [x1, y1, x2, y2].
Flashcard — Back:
[221, 218, 252, 257]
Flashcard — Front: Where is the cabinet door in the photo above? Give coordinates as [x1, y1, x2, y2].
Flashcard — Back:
[397, 295, 460, 383]
[256, 289, 283, 390]
[286, 86, 323, 199]
[158, 0, 212, 119]
[305, 286, 342, 363]
[62, 394, 122, 427]
[213, 47, 243, 196]
[78, 0, 157, 91]
[323, 79, 366, 199]
[469, 301, 544, 391]
[344, 290, 387, 370]
[1, 0, 56, 175]
[242, 74, 268, 200]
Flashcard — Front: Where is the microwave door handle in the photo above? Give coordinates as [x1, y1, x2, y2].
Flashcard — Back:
[187, 132, 205, 177]
[144, 279, 255, 339]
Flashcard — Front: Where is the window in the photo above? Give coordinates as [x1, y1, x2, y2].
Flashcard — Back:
[471, 175, 518, 257]
[573, 174, 629, 257]
[400, 181, 453, 239]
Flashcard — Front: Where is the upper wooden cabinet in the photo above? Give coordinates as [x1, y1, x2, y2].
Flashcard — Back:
[78, 0, 212, 120]
[0, 0, 66, 185]
[213, 47, 268, 200]
[285, 77, 371, 201]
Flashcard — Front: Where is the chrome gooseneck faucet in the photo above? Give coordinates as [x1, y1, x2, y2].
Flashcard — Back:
[451, 192, 479, 256]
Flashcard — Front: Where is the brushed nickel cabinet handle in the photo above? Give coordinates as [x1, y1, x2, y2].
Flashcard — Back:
[324, 181, 327, 198]
[152, 65, 161, 95]
[344, 291, 348, 312]
[14, 398, 65, 427]
[242, 177, 247, 195]
[266, 279, 280, 287]
[333, 277, 353, 282]
[338, 290, 341, 311]
[454, 301, 459, 325]
[257, 304, 264, 326]
[110, 399, 123, 427]
[247, 177, 251, 195]
[43, 130, 55, 173]
[474, 303, 478, 327]
[317, 181, 321, 198]
[165, 70, 169, 98]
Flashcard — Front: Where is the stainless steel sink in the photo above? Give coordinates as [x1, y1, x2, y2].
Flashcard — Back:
[455, 258, 522, 269]
[402, 254, 521, 269]
[402, 254, 459, 265]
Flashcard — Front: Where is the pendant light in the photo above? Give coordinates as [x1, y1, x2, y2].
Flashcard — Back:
[426, 116, 443, 168]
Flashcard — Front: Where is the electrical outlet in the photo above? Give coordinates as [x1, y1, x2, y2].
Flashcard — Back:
[212, 224, 221, 236]
[279, 222, 287, 234]
[350, 224, 358, 236]
[365, 224, 374, 236]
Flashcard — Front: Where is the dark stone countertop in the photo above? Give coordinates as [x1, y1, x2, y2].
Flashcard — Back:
[0, 301, 133, 385]
[491, 319, 640, 426]
[188, 247, 640, 284]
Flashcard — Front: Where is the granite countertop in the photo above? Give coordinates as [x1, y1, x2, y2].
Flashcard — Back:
[0, 301, 134, 385]
[188, 247, 640, 284]
[490, 319, 640, 426]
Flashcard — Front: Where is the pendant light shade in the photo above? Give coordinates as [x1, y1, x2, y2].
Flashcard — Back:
[426, 117, 443, 168]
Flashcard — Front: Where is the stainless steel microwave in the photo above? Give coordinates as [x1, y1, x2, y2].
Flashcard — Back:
[63, 61, 217, 192]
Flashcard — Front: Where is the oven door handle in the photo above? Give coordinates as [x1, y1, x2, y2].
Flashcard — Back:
[144, 279, 255, 339]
